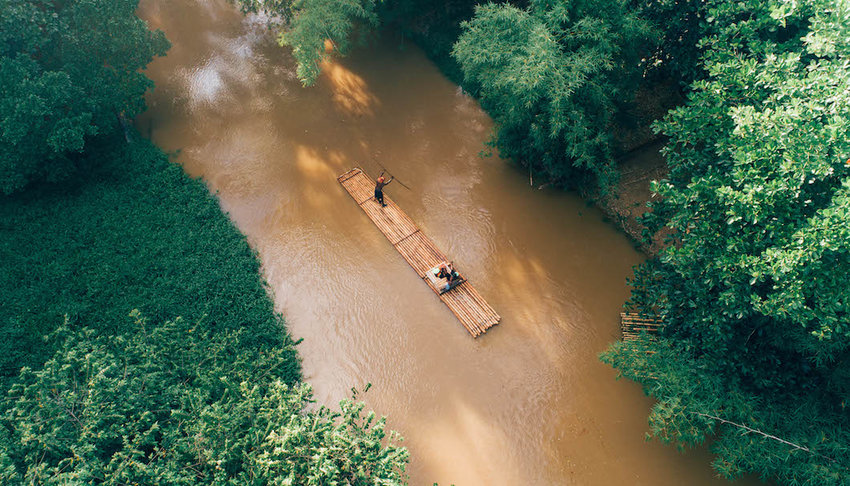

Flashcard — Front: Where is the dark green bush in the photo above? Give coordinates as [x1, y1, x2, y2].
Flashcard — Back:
[0, 133, 410, 484]
[0, 135, 300, 387]
[451, 0, 655, 193]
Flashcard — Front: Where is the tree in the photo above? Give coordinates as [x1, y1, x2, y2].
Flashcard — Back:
[451, 0, 655, 193]
[284, 0, 378, 85]
[603, 0, 850, 483]
[235, 0, 378, 86]
[0, 0, 169, 194]
[1, 312, 408, 484]
[640, 0, 708, 86]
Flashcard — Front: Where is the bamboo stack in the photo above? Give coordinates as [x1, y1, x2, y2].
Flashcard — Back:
[338, 168, 501, 337]
[620, 312, 664, 341]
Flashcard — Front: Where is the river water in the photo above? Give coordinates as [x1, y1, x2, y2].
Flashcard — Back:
[136, 2, 754, 484]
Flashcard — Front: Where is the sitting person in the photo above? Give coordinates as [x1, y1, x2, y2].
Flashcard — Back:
[433, 262, 462, 293]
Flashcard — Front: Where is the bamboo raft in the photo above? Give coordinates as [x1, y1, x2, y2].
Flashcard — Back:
[620, 312, 663, 341]
[338, 168, 501, 337]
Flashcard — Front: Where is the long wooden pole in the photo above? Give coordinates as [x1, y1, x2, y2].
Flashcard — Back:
[374, 160, 412, 190]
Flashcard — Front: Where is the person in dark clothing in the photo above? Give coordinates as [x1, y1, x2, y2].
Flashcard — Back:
[434, 262, 452, 280]
[374, 171, 394, 207]
[434, 261, 461, 293]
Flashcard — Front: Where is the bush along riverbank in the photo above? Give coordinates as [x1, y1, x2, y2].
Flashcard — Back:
[0, 132, 408, 483]
[603, 1, 850, 483]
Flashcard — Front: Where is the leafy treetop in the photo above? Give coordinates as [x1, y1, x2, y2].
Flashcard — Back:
[603, 0, 850, 483]
[451, 0, 655, 193]
[0, 0, 169, 194]
[1, 312, 409, 485]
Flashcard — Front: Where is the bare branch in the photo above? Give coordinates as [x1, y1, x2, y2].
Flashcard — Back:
[693, 412, 839, 465]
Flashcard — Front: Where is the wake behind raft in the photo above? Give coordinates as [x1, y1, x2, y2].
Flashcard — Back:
[337, 168, 500, 338]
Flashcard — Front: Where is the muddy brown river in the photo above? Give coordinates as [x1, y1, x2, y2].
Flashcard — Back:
[136, 1, 760, 484]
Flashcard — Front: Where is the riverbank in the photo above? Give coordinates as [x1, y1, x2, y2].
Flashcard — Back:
[0, 132, 300, 389]
[597, 142, 669, 256]
[0, 131, 409, 482]
[395, 22, 678, 257]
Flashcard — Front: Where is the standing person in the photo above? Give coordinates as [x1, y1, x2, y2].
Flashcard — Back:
[374, 171, 394, 207]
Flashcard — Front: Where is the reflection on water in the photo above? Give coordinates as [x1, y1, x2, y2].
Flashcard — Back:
[136, 1, 761, 485]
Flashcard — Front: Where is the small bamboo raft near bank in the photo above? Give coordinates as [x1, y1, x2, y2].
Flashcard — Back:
[620, 312, 663, 341]
[338, 168, 500, 337]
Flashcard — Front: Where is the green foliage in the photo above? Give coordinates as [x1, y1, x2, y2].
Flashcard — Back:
[1, 312, 408, 484]
[235, 0, 294, 19]
[0, 135, 300, 388]
[451, 0, 655, 193]
[283, 0, 379, 85]
[235, 0, 378, 86]
[604, 0, 850, 483]
[0, 132, 408, 483]
[602, 339, 850, 483]
[640, 0, 707, 85]
[0, 0, 169, 194]
[0, 3, 407, 484]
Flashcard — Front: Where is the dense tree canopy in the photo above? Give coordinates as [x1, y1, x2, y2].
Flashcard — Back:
[0, 0, 169, 194]
[0, 136, 302, 387]
[603, 0, 850, 483]
[452, 0, 655, 192]
[1, 1, 412, 483]
[1, 313, 408, 484]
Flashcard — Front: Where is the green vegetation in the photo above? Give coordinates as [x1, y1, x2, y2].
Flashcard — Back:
[0, 136, 300, 387]
[1, 1, 408, 483]
[3, 312, 406, 484]
[452, 0, 654, 192]
[602, 1, 850, 483]
[0, 134, 407, 484]
[284, 0, 379, 86]
[0, 0, 169, 194]
[640, 0, 707, 86]
[236, 0, 379, 86]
